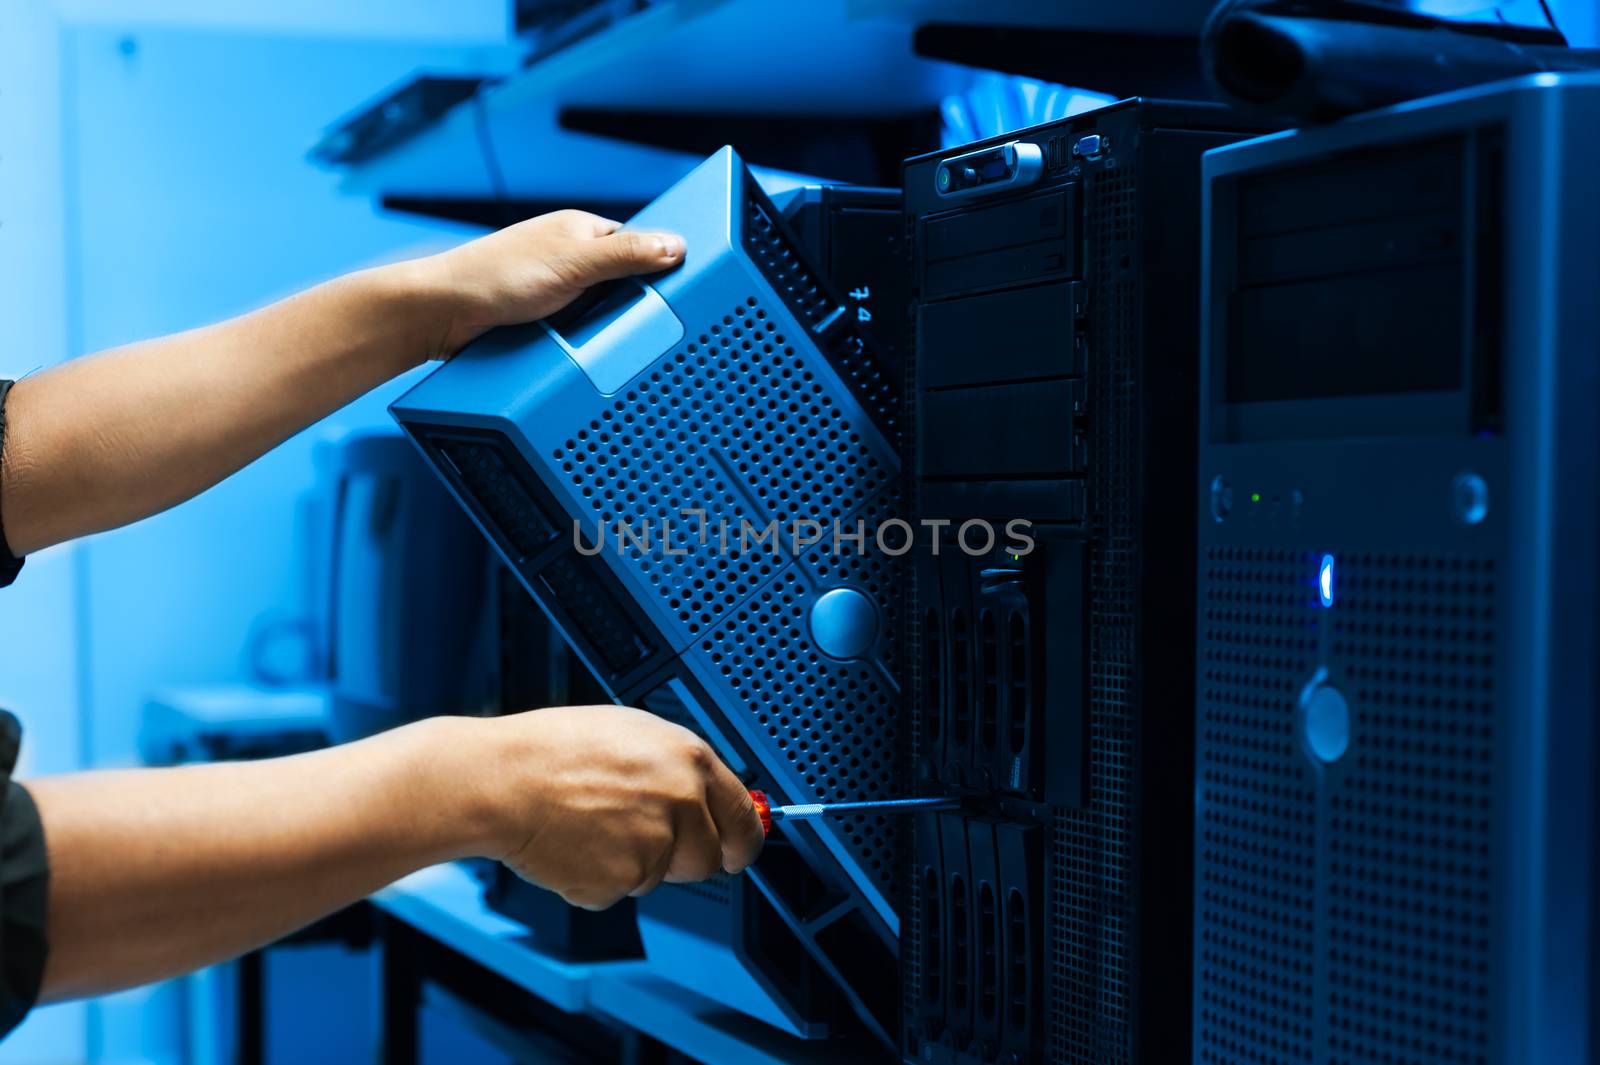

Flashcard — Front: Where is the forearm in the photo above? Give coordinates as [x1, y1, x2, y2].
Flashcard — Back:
[18, 698, 762, 1002]
[0, 260, 452, 555]
[26, 716, 497, 1001]
[0, 210, 684, 556]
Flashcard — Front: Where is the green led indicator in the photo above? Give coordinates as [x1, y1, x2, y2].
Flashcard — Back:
[1251, 493, 1261, 503]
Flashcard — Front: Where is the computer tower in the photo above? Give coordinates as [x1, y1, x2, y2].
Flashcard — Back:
[1194, 74, 1600, 1064]
[479, 187, 912, 1027]
[902, 100, 1270, 1064]
[310, 429, 495, 742]
[391, 148, 903, 1046]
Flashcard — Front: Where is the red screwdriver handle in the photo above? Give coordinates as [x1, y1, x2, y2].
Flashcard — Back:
[749, 789, 772, 836]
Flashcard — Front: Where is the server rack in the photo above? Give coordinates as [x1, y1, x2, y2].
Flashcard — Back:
[903, 100, 1269, 1065]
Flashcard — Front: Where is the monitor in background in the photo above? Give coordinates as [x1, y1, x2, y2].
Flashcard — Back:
[312, 429, 496, 743]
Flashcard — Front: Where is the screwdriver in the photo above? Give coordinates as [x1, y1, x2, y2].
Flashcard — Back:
[747, 790, 961, 836]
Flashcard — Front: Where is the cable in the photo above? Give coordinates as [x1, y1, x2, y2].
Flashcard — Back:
[1495, 0, 1561, 35]
[1535, 0, 1561, 35]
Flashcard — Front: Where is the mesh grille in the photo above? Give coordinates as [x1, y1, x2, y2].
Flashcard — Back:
[902, 201, 924, 1058]
[744, 197, 835, 330]
[1327, 553, 1495, 1065]
[1051, 166, 1137, 1064]
[827, 323, 901, 445]
[1195, 548, 1497, 1065]
[802, 489, 908, 902]
[537, 555, 653, 675]
[745, 185, 900, 444]
[551, 298, 890, 639]
[1196, 548, 1319, 1065]
[433, 435, 558, 560]
[699, 554, 898, 893]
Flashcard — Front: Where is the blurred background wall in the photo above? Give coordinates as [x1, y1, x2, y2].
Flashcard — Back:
[0, 3, 503, 1060]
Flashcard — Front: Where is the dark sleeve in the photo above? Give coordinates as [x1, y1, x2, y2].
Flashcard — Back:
[0, 381, 24, 588]
[0, 711, 48, 1039]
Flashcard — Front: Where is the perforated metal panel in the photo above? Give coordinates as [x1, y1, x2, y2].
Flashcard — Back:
[1196, 547, 1320, 1065]
[699, 547, 900, 891]
[745, 197, 835, 330]
[552, 298, 892, 641]
[1052, 164, 1138, 1065]
[1196, 548, 1497, 1065]
[545, 296, 901, 899]
[809, 504, 907, 899]
[901, 199, 926, 1057]
[1327, 553, 1496, 1065]
[434, 437, 557, 558]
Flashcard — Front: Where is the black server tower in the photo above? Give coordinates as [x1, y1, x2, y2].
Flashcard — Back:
[1193, 74, 1600, 1065]
[902, 101, 1267, 1065]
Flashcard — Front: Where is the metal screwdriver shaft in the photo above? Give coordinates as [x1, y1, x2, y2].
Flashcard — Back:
[748, 790, 960, 836]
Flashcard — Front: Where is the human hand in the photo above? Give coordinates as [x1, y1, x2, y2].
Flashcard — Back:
[421, 210, 685, 359]
[464, 705, 763, 910]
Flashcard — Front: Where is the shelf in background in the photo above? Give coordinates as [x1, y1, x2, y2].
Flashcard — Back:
[322, 0, 1222, 208]
[372, 863, 881, 1064]
[849, 0, 1214, 35]
[373, 863, 641, 1014]
[325, 0, 966, 204]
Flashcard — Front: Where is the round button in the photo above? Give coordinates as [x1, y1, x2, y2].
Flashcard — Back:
[1301, 682, 1351, 763]
[1452, 471, 1489, 525]
[1210, 475, 1233, 523]
[809, 588, 879, 661]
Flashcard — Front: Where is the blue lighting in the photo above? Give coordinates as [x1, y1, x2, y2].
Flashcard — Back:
[1319, 554, 1335, 607]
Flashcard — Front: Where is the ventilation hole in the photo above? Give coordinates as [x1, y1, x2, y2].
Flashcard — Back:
[925, 607, 943, 744]
[979, 608, 999, 753]
[1007, 887, 1030, 1033]
[1007, 610, 1029, 757]
[950, 608, 971, 749]
[951, 872, 971, 1016]
[923, 865, 942, 1005]
[978, 880, 999, 1023]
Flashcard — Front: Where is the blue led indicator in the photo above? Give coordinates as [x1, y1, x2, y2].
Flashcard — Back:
[1319, 554, 1335, 607]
